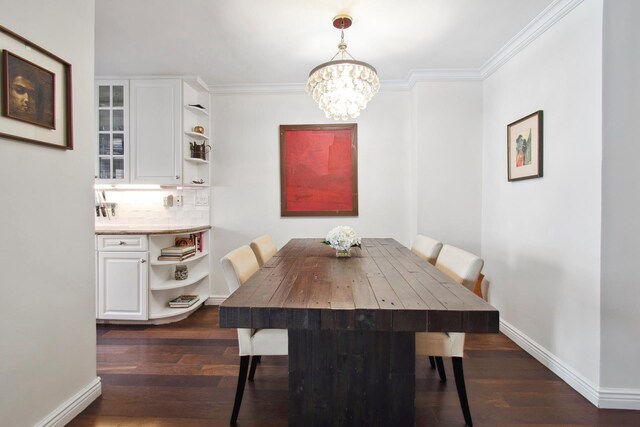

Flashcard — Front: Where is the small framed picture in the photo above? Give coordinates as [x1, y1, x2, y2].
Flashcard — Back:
[507, 110, 543, 181]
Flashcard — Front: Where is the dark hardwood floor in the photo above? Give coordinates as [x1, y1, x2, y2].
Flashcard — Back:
[69, 306, 640, 426]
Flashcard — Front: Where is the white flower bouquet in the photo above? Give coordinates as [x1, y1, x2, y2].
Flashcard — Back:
[322, 226, 362, 252]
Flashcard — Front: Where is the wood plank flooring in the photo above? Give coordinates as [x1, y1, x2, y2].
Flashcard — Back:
[69, 306, 640, 426]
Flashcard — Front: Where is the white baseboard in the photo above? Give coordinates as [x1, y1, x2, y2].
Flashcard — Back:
[599, 388, 640, 410]
[500, 319, 640, 411]
[206, 294, 228, 305]
[35, 377, 101, 427]
[499, 319, 600, 405]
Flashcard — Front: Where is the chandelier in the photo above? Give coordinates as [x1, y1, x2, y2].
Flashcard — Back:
[307, 15, 380, 120]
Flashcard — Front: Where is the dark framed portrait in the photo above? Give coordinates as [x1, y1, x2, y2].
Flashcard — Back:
[3, 51, 55, 129]
[280, 124, 358, 217]
[0, 24, 73, 149]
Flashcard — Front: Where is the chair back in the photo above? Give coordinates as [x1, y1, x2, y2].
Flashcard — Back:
[220, 246, 261, 356]
[250, 235, 278, 267]
[411, 234, 443, 265]
[221, 245, 260, 293]
[435, 245, 484, 292]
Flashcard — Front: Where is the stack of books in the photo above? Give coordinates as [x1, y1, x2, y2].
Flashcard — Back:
[158, 243, 196, 261]
[168, 294, 200, 308]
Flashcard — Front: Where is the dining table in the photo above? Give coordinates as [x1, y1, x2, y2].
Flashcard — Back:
[219, 238, 499, 426]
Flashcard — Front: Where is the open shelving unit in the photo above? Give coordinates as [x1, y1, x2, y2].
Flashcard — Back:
[182, 78, 211, 187]
[148, 229, 210, 324]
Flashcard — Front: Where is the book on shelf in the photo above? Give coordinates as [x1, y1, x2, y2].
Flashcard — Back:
[161, 244, 196, 256]
[169, 294, 200, 308]
[157, 251, 196, 262]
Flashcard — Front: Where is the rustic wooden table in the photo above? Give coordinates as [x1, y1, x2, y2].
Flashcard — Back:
[220, 238, 499, 426]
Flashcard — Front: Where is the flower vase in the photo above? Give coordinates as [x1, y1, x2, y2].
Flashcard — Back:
[336, 248, 351, 258]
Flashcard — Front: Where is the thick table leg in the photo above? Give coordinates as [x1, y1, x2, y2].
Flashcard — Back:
[288, 329, 415, 427]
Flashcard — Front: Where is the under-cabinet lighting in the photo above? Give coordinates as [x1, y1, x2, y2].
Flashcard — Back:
[94, 184, 162, 190]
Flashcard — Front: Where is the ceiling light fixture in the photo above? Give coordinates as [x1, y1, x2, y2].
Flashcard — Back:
[307, 15, 380, 120]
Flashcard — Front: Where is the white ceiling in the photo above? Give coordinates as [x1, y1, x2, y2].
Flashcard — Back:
[95, 0, 554, 87]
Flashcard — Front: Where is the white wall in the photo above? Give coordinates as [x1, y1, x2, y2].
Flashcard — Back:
[210, 90, 413, 296]
[600, 0, 640, 393]
[414, 81, 483, 254]
[0, 1, 99, 425]
[481, 0, 603, 388]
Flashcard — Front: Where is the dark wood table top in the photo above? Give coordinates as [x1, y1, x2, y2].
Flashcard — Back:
[219, 238, 499, 333]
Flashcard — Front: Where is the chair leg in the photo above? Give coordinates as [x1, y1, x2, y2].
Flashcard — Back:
[428, 356, 436, 370]
[230, 355, 250, 425]
[435, 356, 447, 382]
[452, 357, 473, 427]
[248, 355, 261, 381]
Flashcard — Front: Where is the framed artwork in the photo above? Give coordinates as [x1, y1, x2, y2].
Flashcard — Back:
[0, 25, 73, 149]
[280, 124, 358, 217]
[507, 110, 542, 181]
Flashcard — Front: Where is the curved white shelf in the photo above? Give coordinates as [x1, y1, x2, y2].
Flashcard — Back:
[149, 296, 207, 320]
[184, 157, 210, 165]
[184, 105, 209, 116]
[184, 131, 209, 140]
[151, 250, 208, 266]
[150, 271, 209, 291]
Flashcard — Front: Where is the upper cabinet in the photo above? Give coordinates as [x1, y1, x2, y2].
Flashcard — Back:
[96, 81, 129, 183]
[130, 79, 182, 185]
[95, 77, 211, 187]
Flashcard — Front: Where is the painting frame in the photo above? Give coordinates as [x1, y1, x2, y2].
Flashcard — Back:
[0, 24, 73, 150]
[280, 123, 358, 217]
[507, 110, 542, 181]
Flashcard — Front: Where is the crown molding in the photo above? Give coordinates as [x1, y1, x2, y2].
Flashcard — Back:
[209, 69, 481, 95]
[480, 0, 585, 78]
[207, 0, 583, 95]
[210, 82, 306, 95]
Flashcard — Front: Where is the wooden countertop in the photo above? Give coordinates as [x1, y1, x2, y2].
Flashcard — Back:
[95, 225, 211, 235]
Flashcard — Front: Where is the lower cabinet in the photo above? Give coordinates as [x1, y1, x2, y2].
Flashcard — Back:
[97, 251, 149, 320]
[96, 230, 210, 324]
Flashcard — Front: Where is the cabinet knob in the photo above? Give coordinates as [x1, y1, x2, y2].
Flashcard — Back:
[175, 175, 180, 179]
[119, 241, 126, 245]
[140, 259, 146, 263]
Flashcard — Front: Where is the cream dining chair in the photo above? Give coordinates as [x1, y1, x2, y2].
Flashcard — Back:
[411, 234, 443, 265]
[220, 245, 288, 425]
[416, 244, 484, 427]
[249, 234, 278, 267]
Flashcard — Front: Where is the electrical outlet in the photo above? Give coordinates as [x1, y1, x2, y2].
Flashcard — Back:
[195, 192, 209, 206]
[175, 195, 183, 207]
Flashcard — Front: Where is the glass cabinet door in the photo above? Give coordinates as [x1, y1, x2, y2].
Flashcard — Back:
[96, 81, 128, 182]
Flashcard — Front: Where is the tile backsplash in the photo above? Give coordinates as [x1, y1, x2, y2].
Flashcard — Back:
[95, 189, 210, 226]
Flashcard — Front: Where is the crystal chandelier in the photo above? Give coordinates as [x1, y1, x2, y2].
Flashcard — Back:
[307, 15, 380, 120]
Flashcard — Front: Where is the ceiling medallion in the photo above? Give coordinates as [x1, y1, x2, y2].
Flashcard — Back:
[306, 15, 380, 120]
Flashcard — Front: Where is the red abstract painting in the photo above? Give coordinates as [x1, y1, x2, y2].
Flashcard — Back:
[280, 124, 358, 216]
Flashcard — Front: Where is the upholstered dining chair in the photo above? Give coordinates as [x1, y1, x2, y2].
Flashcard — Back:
[220, 245, 288, 425]
[411, 234, 443, 265]
[249, 234, 278, 267]
[416, 244, 484, 427]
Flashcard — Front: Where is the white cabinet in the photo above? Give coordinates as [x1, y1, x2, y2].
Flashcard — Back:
[97, 249, 149, 321]
[95, 77, 206, 186]
[130, 79, 182, 185]
[95, 80, 128, 183]
[95, 228, 210, 324]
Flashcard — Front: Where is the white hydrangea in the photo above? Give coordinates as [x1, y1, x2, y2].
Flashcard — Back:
[323, 226, 361, 251]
